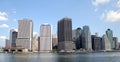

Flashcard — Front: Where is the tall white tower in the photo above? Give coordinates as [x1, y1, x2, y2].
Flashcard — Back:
[40, 24, 52, 52]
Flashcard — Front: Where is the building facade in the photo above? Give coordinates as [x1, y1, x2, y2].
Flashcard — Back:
[106, 29, 114, 49]
[5, 39, 10, 48]
[9, 29, 15, 48]
[92, 36, 102, 51]
[40, 24, 52, 52]
[58, 17, 74, 51]
[38, 36, 40, 51]
[11, 31, 18, 47]
[113, 37, 119, 50]
[82, 26, 92, 51]
[102, 34, 111, 51]
[52, 34, 58, 49]
[72, 28, 82, 49]
[16, 19, 33, 51]
[32, 35, 38, 52]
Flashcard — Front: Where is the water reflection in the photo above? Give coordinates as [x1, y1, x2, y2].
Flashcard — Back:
[0, 52, 120, 62]
[57, 53, 74, 62]
[39, 53, 57, 62]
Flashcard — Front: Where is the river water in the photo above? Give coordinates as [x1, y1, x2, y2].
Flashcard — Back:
[0, 52, 120, 62]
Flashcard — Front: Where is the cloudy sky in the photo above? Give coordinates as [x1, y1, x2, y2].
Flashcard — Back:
[0, 0, 120, 47]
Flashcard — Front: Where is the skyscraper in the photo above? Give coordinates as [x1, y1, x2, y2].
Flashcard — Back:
[52, 34, 58, 49]
[40, 24, 52, 52]
[113, 37, 119, 50]
[82, 26, 92, 51]
[92, 36, 102, 51]
[10, 29, 15, 47]
[106, 29, 114, 49]
[32, 34, 38, 52]
[16, 19, 33, 51]
[91, 35, 96, 51]
[102, 34, 111, 51]
[5, 39, 10, 48]
[11, 31, 18, 47]
[38, 36, 40, 51]
[72, 28, 82, 49]
[58, 17, 74, 51]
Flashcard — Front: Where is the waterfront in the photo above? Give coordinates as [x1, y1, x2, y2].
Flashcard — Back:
[0, 52, 120, 62]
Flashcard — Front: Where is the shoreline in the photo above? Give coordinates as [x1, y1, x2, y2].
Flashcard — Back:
[1, 50, 120, 54]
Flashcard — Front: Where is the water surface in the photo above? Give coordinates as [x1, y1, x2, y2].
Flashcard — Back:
[0, 52, 120, 62]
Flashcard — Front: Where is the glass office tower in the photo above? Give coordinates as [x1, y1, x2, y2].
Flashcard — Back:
[58, 17, 74, 51]
[106, 29, 114, 49]
[82, 26, 92, 51]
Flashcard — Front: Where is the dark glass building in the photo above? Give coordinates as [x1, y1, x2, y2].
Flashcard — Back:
[72, 28, 82, 49]
[58, 17, 74, 51]
[11, 31, 18, 47]
[92, 36, 103, 51]
[82, 26, 92, 51]
[91, 35, 96, 50]
[113, 37, 119, 50]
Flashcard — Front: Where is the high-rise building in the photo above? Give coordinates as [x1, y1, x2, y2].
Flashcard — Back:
[101, 37, 105, 50]
[52, 34, 58, 49]
[113, 37, 119, 50]
[58, 17, 74, 51]
[82, 26, 92, 51]
[10, 29, 15, 47]
[40, 24, 52, 52]
[106, 29, 114, 49]
[91, 35, 96, 50]
[92, 36, 102, 51]
[72, 28, 82, 49]
[32, 35, 38, 52]
[102, 34, 111, 51]
[5, 39, 10, 48]
[11, 31, 18, 47]
[38, 36, 40, 51]
[119, 43, 120, 50]
[16, 19, 33, 51]
[72, 30, 77, 50]
[0, 46, 3, 52]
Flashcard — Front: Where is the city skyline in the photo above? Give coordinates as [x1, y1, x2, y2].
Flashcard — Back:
[4, 18, 119, 52]
[0, 0, 120, 47]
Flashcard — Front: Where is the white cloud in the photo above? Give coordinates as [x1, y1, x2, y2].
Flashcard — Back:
[0, 36, 6, 40]
[14, 28, 18, 32]
[33, 32, 38, 36]
[106, 10, 120, 22]
[117, 0, 120, 8]
[0, 24, 9, 28]
[92, 0, 110, 6]
[0, 12, 8, 21]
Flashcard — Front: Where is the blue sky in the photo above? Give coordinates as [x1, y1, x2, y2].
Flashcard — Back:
[0, 0, 120, 47]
